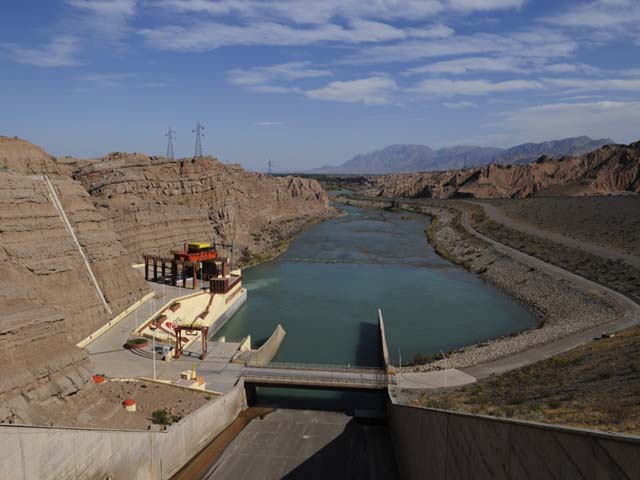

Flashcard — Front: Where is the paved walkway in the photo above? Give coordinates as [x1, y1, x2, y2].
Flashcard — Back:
[471, 201, 640, 270]
[395, 369, 476, 390]
[458, 206, 640, 379]
[87, 281, 249, 393]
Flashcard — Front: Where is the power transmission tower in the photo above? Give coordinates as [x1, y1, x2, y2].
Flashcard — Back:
[193, 121, 204, 158]
[267, 159, 274, 174]
[165, 127, 176, 159]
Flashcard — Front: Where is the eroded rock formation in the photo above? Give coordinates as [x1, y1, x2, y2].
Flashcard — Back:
[73, 152, 332, 263]
[0, 138, 332, 422]
[373, 141, 640, 199]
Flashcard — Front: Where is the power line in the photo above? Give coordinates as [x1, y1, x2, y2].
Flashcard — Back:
[165, 127, 176, 159]
[193, 121, 204, 158]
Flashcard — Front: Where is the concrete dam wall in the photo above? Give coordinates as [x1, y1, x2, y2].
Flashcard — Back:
[234, 324, 286, 366]
[387, 400, 640, 480]
[0, 382, 247, 480]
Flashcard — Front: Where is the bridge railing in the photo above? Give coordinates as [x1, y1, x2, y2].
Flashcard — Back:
[242, 373, 388, 388]
[247, 361, 383, 373]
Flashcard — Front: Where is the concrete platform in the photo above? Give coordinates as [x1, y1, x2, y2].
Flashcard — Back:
[86, 282, 248, 393]
[395, 369, 476, 390]
[204, 409, 398, 480]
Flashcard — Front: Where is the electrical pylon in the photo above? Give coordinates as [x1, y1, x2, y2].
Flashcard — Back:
[193, 121, 204, 158]
[165, 127, 176, 159]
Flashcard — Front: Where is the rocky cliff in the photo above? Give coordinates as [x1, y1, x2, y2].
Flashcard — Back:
[0, 171, 149, 422]
[0, 136, 66, 175]
[0, 138, 332, 422]
[373, 141, 640, 199]
[73, 153, 332, 263]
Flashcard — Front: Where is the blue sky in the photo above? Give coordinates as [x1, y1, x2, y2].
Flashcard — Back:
[1, 0, 639, 171]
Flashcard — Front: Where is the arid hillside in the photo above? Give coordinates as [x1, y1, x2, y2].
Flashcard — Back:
[73, 152, 332, 264]
[0, 138, 332, 422]
[373, 141, 640, 199]
[0, 136, 66, 175]
[0, 171, 149, 423]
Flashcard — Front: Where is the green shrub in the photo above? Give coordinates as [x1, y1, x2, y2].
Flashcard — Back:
[151, 409, 182, 426]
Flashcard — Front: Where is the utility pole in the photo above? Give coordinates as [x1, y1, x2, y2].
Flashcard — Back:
[151, 325, 157, 380]
[165, 127, 176, 159]
[441, 350, 447, 388]
[193, 121, 204, 158]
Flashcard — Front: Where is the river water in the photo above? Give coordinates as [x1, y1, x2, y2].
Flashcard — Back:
[217, 204, 535, 369]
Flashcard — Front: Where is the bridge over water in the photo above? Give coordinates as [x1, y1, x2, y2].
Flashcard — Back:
[243, 363, 388, 391]
[241, 310, 393, 393]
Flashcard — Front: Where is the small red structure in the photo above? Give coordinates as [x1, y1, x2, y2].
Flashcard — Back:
[92, 374, 106, 384]
[144, 242, 221, 289]
[174, 325, 209, 360]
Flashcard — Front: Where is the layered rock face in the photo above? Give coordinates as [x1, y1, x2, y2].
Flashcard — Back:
[0, 138, 331, 422]
[373, 141, 640, 199]
[0, 136, 66, 175]
[0, 171, 149, 422]
[73, 153, 332, 263]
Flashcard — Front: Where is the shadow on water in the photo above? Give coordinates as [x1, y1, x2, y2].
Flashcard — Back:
[251, 321, 386, 413]
[354, 321, 381, 368]
[281, 418, 399, 480]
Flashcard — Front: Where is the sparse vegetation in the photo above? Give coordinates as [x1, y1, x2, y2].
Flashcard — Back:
[471, 205, 640, 302]
[151, 408, 182, 426]
[415, 325, 640, 434]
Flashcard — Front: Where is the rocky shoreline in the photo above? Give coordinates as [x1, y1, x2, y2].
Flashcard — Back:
[338, 195, 623, 372]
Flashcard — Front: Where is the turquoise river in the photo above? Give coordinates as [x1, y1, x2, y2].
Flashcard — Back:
[217, 203, 536, 369]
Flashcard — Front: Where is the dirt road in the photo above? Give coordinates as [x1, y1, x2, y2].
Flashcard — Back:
[470, 201, 640, 270]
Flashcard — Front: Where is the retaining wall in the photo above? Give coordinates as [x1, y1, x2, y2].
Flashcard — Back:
[0, 381, 247, 480]
[234, 324, 286, 365]
[387, 399, 640, 480]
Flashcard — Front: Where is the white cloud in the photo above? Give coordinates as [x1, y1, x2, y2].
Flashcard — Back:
[140, 21, 395, 51]
[545, 77, 640, 92]
[348, 29, 576, 65]
[139, 20, 454, 51]
[543, 63, 600, 74]
[3, 37, 81, 67]
[306, 76, 397, 105]
[501, 100, 640, 143]
[409, 78, 543, 96]
[64, 0, 138, 40]
[254, 121, 284, 126]
[228, 61, 332, 86]
[545, 0, 640, 29]
[75, 72, 135, 91]
[153, 0, 523, 24]
[64, 0, 137, 16]
[405, 56, 526, 75]
[443, 100, 478, 109]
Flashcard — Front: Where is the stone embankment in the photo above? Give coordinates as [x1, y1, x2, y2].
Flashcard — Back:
[340, 196, 622, 371]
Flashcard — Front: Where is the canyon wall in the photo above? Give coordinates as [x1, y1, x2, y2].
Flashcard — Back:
[73, 153, 332, 263]
[0, 171, 150, 422]
[0, 138, 332, 422]
[373, 141, 640, 199]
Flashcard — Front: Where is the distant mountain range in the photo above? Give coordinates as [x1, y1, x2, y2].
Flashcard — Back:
[311, 136, 614, 174]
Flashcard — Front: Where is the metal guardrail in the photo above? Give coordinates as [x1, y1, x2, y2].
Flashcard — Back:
[248, 361, 383, 373]
[242, 373, 388, 389]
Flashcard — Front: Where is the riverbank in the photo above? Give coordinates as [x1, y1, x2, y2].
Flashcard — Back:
[337, 195, 628, 372]
[240, 207, 342, 269]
